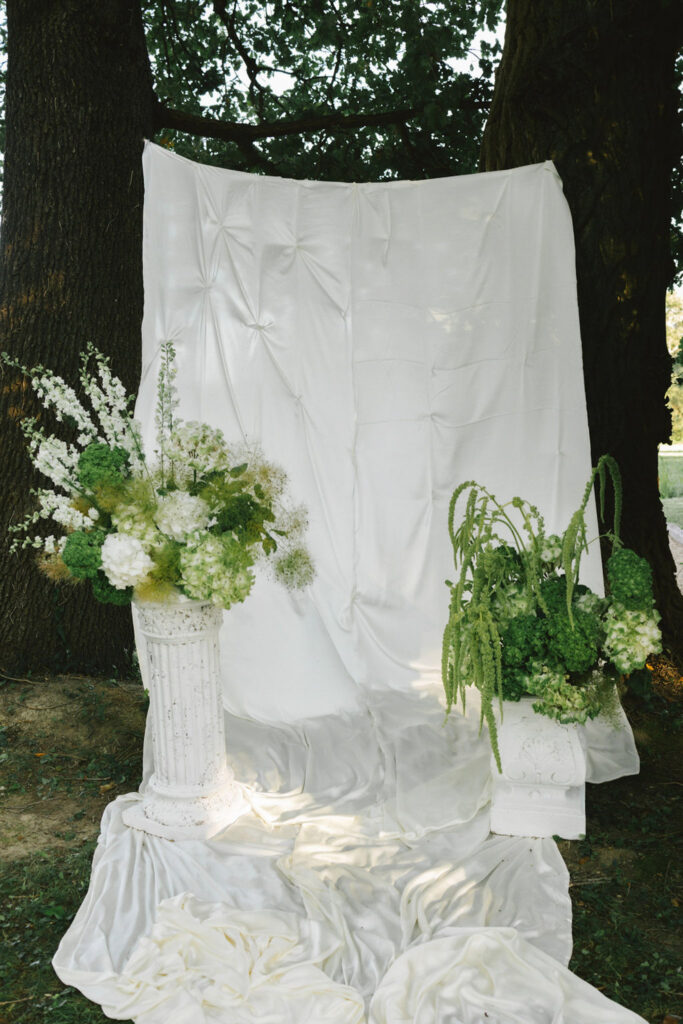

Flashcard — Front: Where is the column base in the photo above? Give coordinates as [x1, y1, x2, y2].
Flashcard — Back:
[122, 773, 248, 841]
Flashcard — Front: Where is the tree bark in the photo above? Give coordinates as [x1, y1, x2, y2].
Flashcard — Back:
[481, 0, 683, 664]
[0, 0, 155, 673]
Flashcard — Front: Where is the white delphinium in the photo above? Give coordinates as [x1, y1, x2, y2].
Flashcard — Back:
[154, 492, 211, 542]
[9, 489, 94, 551]
[22, 422, 80, 491]
[27, 366, 97, 437]
[603, 604, 662, 674]
[100, 533, 155, 590]
[80, 346, 147, 473]
[155, 342, 180, 485]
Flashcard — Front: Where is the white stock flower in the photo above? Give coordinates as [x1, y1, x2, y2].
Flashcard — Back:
[100, 533, 155, 590]
[154, 491, 210, 541]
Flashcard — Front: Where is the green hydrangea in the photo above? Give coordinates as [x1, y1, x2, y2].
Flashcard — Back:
[604, 602, 662, 674]
[77, 442, 129, 491]
[62, 529, 106, 579]
[179, 534, 255, 609]
[91, 571, 133, 605]
[607, 548, 654, 611]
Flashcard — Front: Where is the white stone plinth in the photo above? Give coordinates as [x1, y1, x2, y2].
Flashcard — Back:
[122, 596, 246, 841]
[490, 697, 587, 840]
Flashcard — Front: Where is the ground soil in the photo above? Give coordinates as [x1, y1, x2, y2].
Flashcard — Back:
[0, 676, 146, 862]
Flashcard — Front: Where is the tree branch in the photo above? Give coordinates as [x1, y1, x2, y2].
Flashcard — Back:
[153, 98, 420, 143]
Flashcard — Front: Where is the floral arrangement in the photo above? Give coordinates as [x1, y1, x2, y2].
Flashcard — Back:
[441, 456, 662, 770]
[3, 342, 314, 609]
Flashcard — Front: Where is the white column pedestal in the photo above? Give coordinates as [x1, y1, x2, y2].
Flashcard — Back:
[490, 697, 587, 840]
[122, 596, 247, 841]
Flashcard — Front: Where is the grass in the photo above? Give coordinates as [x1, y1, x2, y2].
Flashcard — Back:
[563, 683, 683, 1021]
[659, 452, 683, 499]
[0, 844, 127, 1024]
[0, 675, 681, 1023]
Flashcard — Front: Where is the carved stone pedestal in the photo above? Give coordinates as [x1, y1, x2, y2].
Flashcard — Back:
[490, 697, 587, 840]
[122, 596, 247, 841]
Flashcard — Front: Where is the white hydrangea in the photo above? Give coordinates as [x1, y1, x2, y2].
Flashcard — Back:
[603, 603, 662, 674]
[154, 492, 211, 542]
[100, 533, 155, 590]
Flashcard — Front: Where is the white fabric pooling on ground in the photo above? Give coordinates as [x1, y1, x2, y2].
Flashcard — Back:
[54, 144, 643, 1021]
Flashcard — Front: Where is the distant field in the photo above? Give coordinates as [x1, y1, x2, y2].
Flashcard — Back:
[663, 497, 683, 529]
[659, 452, 683, 500]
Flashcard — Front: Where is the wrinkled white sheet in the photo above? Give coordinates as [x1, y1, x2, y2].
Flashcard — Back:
[54, 145, 643, 1022]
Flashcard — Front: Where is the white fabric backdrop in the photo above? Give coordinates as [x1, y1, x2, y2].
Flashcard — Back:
[54, 143, 644, 1022]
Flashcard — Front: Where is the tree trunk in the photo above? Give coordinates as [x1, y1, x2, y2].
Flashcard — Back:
[0, 0, 155, 673]
[481, 0, 683, 665]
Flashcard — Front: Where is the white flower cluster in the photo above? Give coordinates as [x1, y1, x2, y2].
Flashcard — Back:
[42, 535, 68, 555]
[539, 534, 563, 564]
[166, 422, 231, 477]
[179, 535, 254, 608]
[154, 492, 211, 542]
[603, 604, 662, 674]
[101, 533, 155, 590]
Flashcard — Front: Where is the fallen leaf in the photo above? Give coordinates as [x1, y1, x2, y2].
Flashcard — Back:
[34, 752, 47, 758]
[99, 782, 116, 794]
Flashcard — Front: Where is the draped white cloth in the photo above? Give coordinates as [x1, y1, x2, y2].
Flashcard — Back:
[54, 143, 643, 1022]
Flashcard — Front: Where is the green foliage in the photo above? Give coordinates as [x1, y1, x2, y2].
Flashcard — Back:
[76, 442, 129, 490]
[91, 572, 133, 606]
[62, 530, 106, 580]
[545, 608, 601, 674]
[500, 614, 547, 671]
[606, 548, 655, 611]
[141, 0, 504, 183]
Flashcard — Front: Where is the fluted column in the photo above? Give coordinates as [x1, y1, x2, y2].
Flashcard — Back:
[122, 596, 246, 840]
